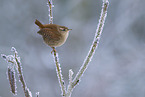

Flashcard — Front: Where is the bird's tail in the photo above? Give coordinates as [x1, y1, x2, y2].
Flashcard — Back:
[35, 19, 45, 29]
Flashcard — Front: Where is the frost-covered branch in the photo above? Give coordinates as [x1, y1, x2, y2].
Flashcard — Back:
[7, 66, 16, 95]
[48, 0, 66, 96]
[65, 70, 74, 97]
[65, 0, 109, 96]
[47, 0, 54, 24]
[52, 48, 66, 96]
[73, 0, 109, 88]
[1, 47, 32, 97]
[12, 47, 32, 97]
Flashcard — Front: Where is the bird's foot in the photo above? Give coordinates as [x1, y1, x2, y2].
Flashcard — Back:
[51, 47, 56, 54]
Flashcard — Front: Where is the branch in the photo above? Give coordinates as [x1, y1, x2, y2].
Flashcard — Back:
[73, 0, 109, 88]
[66, 0, 109, 96]
[65, 70, 74, 97]
[47, 0, 66, 96]
[47, 0, 54, 24]
[52, 49, 66, 96]
[1, 47, 32, 97]
[12, 47, 32, 97]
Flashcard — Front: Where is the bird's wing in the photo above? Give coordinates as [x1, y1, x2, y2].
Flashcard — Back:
[37, 28, 61, 41]
[37, 28, 52, 35]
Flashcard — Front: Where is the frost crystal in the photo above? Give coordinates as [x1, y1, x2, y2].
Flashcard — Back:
[36, 92, 40, 97]
[52, 4, 54, 7]
[69, 69, 74, 83]
[11, 47, 17, 53]
[25, 88, 32, 97]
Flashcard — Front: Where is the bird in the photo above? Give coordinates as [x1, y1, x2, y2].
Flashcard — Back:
[35, 19, 72, 52]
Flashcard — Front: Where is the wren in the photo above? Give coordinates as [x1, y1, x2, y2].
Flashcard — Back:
[35, 19, 72, 49]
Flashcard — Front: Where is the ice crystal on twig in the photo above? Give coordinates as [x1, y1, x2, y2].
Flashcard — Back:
[65, 69, 74, 97]
[36, 92, 39, 97]
[25, 87, 32, 97]
[68, 69, 73, 84]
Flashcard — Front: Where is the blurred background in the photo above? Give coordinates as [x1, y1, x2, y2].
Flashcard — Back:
[0, 0, 145, 97]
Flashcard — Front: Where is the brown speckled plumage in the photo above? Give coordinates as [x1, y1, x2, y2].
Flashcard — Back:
[35, 19, 71, 47]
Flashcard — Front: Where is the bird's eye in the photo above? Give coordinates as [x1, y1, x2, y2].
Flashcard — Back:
[60, 28, 66, 31]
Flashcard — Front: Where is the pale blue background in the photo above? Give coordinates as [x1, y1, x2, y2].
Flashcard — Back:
[0, 0, 145, 97]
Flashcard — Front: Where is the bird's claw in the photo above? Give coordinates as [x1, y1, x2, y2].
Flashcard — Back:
[51, 47, 56, 54]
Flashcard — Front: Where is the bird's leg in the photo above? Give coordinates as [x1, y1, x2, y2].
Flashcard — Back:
[51, 47, 57, 54]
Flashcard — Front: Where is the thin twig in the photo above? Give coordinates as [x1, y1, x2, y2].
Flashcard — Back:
[15, 56, 26, 92]
[48, 0, 53, 24]
[65, 70, 74, 97]
[48, 0, 66, 96]
[66, 0, 109, 96]
[7, 67, 16, 95]
[13, 49, 32, 97]
[53, 48, 66, 96]
[2, 47, 32, 97]
[72, 0, 109, 88]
